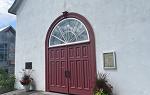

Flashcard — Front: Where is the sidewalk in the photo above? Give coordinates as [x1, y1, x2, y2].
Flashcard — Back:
[1, 90, 67, 95]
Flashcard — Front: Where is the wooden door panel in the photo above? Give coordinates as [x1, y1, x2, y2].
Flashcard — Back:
[60, 49, 66, 60]
[76, 60, 84, 89]
[47, 47, 68, 93]
[55, 50, 60, 60]
[49, 50, 55, 60]
[51, 62, 56, 86]
[61, 61, 67, 87]
[68, 47, 75, 59]
[56, 61, 61, 86]
[69, 60, 76, 88]
[68, 43, 93, 95]
[75, 47, 81, 58]
[82, 45, 89, 58]
[83, 60, 90, 89]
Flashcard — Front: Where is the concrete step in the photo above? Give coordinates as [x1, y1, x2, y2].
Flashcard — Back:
[2, 90, 68, 95]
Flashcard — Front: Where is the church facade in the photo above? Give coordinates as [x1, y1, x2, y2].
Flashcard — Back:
[9, 0, 150, 95]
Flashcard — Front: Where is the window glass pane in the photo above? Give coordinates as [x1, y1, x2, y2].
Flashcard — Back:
[4, 43, 7, 48]
[0, 44, 4, 48]
[50, 36, 65, 46]
[0, 43, 7, 61]
[77, 30, 88, 41]
[0, 53, 4, 60]
[49, 18, 89, 47]
[0, 49, 4, 52]
[52, 29, 65, 41]
[4, 53, 7, 61]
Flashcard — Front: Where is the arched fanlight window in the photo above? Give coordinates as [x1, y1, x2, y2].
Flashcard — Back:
[49, 18, 90, 47]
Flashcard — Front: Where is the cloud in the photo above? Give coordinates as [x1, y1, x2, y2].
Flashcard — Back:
[0, 0, 15, 28]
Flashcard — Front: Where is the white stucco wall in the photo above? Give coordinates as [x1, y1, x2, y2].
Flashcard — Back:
[15, 0, 150, 95]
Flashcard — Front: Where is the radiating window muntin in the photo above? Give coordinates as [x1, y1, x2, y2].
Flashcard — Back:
[49, 18, 90, 47]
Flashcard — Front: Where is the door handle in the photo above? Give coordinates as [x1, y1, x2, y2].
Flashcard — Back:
[65, 70, 71, 78]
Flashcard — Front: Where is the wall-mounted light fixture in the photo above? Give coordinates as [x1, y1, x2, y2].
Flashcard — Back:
[25, 62, 32, 69]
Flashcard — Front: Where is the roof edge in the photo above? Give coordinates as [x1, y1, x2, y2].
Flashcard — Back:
[0, 26, 16, 34]
[9, 26, 16, 35]
[8, 0, 23, 15]
[0, 26, 16, 36]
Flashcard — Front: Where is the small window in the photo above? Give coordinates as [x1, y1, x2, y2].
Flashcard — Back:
[0, 43, 8, 61]
[49, 18, 89, 47]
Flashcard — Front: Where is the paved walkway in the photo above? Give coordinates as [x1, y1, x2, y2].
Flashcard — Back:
[2, 90, 67, 95]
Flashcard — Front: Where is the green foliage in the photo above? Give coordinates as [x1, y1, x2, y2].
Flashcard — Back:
[95, 89, 108, 95]
[0, 68, 15, 94]
[94, 73, 113, 95]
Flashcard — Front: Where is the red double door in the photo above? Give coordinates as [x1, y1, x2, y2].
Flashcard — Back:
[46, 42, 95, 95]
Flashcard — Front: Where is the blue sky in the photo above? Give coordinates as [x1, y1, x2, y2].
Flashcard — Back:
[0, 0, 16, 29]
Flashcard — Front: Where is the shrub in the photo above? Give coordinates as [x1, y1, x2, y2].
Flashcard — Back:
[94, 73, 113, 95]
[0, 68, 15, 94]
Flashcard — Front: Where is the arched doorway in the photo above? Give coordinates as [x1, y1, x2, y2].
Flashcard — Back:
[45, 12, 96, 95]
